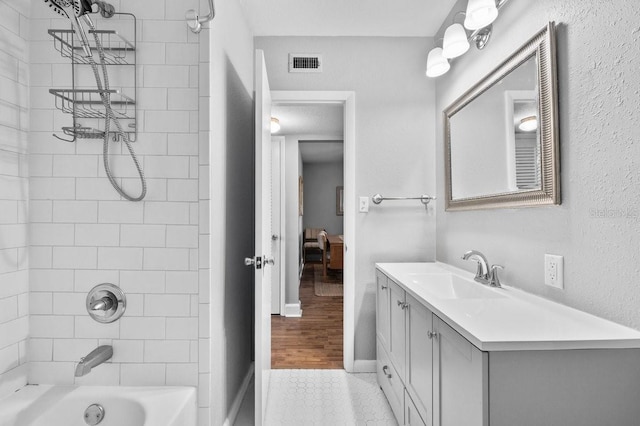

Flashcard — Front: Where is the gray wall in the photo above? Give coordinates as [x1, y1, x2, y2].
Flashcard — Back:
[210, 0, 255, 423]
[303, 161, 344, 235]
[436, 1, 640, 330]
[283, 135, 302, 306]
[256, 37, 437, 361]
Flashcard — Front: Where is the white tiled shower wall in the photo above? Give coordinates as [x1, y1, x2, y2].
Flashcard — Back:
[27, 0, 206, 398]
[0, 0, 30, 400]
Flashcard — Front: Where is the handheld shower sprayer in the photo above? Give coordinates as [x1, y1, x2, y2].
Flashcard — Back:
[45, 0, 94, 57]
[44, 0, 147, 201]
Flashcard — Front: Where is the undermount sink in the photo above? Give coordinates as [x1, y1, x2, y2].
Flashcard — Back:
[406, 272, 505, 300]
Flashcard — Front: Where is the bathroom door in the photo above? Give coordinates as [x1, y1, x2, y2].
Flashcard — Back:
[253, 49, 273, 426]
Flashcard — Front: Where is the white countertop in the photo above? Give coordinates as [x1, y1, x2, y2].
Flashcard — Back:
[376, 262, 640, 351]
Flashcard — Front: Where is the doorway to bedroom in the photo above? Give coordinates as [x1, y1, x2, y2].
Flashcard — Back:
[270, 101, 346, 369]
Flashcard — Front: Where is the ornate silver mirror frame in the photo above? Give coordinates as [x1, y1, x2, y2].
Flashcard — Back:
[444, 22, 560, 211]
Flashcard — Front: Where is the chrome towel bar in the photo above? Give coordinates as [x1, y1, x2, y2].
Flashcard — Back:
[371, 194, 436, 205]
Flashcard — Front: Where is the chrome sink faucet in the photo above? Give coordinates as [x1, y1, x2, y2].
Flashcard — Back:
[75, 345, 113, 377]
[462, 250, 503, 288]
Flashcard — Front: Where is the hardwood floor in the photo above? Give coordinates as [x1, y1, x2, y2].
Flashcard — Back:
[271, 262, 343, 369]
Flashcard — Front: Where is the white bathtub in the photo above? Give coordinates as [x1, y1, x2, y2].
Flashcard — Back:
[0, 385, 196, 426]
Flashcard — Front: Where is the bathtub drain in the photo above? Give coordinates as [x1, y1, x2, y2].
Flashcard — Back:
[84, 404, 105, 425]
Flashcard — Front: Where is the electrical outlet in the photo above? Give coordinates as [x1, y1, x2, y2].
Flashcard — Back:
[359, 196, 369, 213]
[545, 254, 564, 289]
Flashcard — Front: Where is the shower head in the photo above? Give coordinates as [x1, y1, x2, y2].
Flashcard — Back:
[44, 0, 93, 18]
[44, 0, 95, 57]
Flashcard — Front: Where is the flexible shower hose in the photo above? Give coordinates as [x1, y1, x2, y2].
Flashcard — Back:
[85, 19, 146, 201]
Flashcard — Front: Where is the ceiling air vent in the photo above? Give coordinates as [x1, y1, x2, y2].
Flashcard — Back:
[289, 54, 323, 73]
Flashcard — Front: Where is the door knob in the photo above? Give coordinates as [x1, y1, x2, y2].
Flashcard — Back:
[244, 256, 262, 269]
[264, 257, 275, 266]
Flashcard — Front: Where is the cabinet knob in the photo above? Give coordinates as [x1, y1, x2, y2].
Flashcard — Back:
[382, 365, 392, 378]
[381, 284, 388, 290]
[428, 330, 438, 340]
[396, 300, 408, 309]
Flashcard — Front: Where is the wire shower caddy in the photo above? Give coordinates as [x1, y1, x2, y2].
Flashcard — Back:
[48, 12, 137, 142]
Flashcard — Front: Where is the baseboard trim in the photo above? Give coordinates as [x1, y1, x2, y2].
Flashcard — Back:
[352, 360, 376, 373]
[284, 302, 303, 317]
[223, 362, 255, 426]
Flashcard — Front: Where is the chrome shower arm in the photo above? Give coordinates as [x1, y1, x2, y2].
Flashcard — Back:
[185, 0, 215, 33]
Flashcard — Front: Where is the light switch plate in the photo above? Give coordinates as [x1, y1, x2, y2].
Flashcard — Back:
[544, 254, 564, 289]
[359, 196, 369, 213]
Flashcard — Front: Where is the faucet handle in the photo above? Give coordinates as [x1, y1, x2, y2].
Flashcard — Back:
[489, 265, 504, 288]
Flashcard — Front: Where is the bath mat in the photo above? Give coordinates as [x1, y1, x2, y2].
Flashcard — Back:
[314, 281, 343, 297]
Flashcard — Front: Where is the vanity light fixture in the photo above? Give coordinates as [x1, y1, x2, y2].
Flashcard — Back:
[270, 117, 281, 133]
[426, 0, 510, 78]
[464, 0, 499, 30]
[426, 47, 450, 78]
[518, 115, 538, 132]
[442, 22, 470, 59]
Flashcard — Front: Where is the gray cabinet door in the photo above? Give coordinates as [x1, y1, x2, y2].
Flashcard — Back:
[405, 389, 427, 426]
[388, 278, 407, 380]
[433, 317, 488, 426]
[405, 293, 433, 426]
[376, 270, 390, 350]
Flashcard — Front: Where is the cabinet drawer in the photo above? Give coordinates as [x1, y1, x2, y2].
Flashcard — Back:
[405, 390, 427, 426]
[377, 339, 404, 423]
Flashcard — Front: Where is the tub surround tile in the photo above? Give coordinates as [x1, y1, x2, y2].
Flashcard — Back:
[52, 339, 99, 362]
[30, 315, 73, 339]
[120, 363, 166, 386]
[28, 339, 53, 362]
[111, 340, 144, 363]
[120, 317, 166, 340]
[29, 362, 75, 385]
[74, 317, 119, 339]
[73, 270, 119, 292]
[22, 0, 203, 402]
[144, 340, 191, 363]
[74, 363, 120, 386]
[120, 270, 166, 293]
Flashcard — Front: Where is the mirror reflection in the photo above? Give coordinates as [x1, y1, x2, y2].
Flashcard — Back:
[449, 55, 539, 200]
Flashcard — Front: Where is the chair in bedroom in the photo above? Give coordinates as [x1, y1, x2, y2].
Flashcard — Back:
[303, 227, 324, 263]
[317, 230, 329, 276]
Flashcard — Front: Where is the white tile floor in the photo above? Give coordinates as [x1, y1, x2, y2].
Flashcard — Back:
[235, 369, 397, 426]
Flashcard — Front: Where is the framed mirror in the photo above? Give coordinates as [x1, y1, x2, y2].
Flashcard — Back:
[444, 22, 560, 211]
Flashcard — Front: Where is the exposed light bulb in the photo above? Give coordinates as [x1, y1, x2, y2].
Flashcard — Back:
[426, 47, 450, 78]
[464, 0, 499, 30]
[442, 23, 470, 59]
[270, 117, 281, 133]
[518, 116, 538, 132]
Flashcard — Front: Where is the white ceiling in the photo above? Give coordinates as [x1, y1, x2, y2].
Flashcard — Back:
[239, 0, 458, 37]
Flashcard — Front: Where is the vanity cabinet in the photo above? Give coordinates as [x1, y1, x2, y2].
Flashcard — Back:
[376, 263, 640, 426]
[376, 270, 486, 426]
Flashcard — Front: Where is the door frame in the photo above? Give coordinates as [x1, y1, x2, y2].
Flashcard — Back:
[271, 135, 287, 315]
[271, 90, 356, 372]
